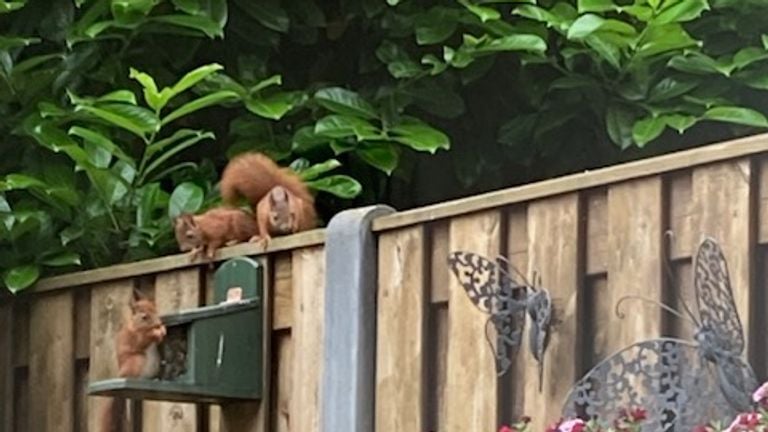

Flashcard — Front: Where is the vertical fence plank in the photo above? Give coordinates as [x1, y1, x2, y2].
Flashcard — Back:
[523, 194, 581, 431]
[444, 211, 501, 431]
[273, 253, 293, 330]
[693, 160, 753, 357]
[375, 227, 426, 431]
[0, 303, 13, 432]
[669, 173, 695, 259]
[28, 291, 74, 432]
[505, 206, 529, 419]
[88, 280, 136, 432]
[273, 333, 292, 432]
[74, 360, 89, 432]
[290, 247, 325, 432]
[14, 369, 28, 432]
[272, 253, 293, 432]
[430, 221, 450, 304]
[586, 190, 608, 276]
[142, 269, 200, 432]
[758, 156, 768, 244]
[603, 178, 664, 352]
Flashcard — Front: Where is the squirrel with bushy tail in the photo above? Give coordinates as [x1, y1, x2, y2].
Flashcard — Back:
[174, 152, 318, 260]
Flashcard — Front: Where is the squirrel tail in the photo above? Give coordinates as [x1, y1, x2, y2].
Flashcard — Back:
[99, 397, 125, 432]
[220, 152, 315, 207]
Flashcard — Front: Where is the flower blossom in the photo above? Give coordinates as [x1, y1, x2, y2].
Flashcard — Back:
[557, 418, 587, 432]
[753, 381, 768, 407]
[726, 412, 762, 431]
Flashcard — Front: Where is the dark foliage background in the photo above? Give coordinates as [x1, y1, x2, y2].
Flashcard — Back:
[2, 0, 768, 291]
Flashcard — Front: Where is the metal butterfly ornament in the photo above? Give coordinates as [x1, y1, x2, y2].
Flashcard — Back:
[561, 237, 758, 431]
[447, 251, 552, 386]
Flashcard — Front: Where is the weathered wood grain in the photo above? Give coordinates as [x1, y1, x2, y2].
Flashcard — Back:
[522, 194, 581, 431]
[289, 247, 325, 432]
[444, 211, 501, 431]
[375, 227, 426, 431]
[28, 291, 75, 432]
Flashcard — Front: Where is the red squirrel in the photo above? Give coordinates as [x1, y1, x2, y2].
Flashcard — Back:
[174, 207, 259, 261]
[219, 151, 315, 207]
[99, 289, 167, 432]
[256, 185, 318, 247]
[173, 152, 318, 258]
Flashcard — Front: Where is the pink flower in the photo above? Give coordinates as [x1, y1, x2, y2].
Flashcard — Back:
[753, 381, 768, 405]
[558, 418, 587, 432]
[726, 412, 762, 431]
[499, 425, 517, 432]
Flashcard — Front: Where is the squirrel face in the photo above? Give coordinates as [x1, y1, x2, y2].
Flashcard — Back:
[174, 213, 204, 251]
[129, 290, 166, 340]
[268, 186, 294, 235]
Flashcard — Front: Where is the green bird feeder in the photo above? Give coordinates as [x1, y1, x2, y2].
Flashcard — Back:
[88, 257, 266, 404]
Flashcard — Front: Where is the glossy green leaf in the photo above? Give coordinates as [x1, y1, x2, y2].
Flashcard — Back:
[162, 90, 238, 125]
[458, 0, 500, 22]
[476, 34, 547, 54]
[0, 2, 25, 14]
[314, 115, 381, 140]
[578, 0, 616, 13]
[632, 116, 666, 147]
[129, 68, 162, 111]
[314, 87, 378, 120]
[41, 251, 82, 267]
[141, 132, 214, 183]
[567, 14, 636, 40]
[297, 159, 341, 181]
[168, 182, 203, 218]
[662, 114, 697, 133]
[4, 265, 40, 293]
[60, 226, 84, 246]
[704, 106, 768, 128]
[151, 14, 224, 37]
[68, 126, 133, 165]
[356, 142, 399, 175]
[415, 7, 458, 45]
[250, 74, 282, 93]
[0, 36, 40, 50]
[306, 175, 362, 199]
[653, 0, 709, 25]
[635, 24, 698, 59]
[76, 104, 159, 139]
[146, 129, 209, 157]
[390, 121, 450, 153]
[245, 91, 305, 120]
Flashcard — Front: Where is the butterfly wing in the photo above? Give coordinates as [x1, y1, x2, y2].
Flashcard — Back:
[694, 237, 745, 355]
[562, 338, 735, 431]
[448, 251, 528, 375]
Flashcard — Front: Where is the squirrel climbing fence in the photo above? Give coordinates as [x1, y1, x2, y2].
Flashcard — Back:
[5, 132, 768, 432]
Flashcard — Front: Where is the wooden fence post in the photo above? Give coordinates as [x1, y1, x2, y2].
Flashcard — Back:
[321, 205, 395, 432]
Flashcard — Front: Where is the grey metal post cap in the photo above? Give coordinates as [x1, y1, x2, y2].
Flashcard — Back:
[321, 205, 395, 432]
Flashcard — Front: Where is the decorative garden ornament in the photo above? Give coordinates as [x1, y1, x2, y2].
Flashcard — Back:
[562, 237, 758, 431]
[447, 251, 552, 389]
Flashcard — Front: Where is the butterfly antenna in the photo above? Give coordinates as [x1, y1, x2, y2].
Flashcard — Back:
[615, 295, 697, 327]
[662, 230, 700, 327]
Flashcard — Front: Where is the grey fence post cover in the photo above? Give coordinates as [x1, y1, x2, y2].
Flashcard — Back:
[321, 205, 395, 432]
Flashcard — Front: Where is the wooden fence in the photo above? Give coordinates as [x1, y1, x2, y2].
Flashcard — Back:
[372, 133, 768, 432]
[6, 132, 768, 432]
[0, 231, 326, 432]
